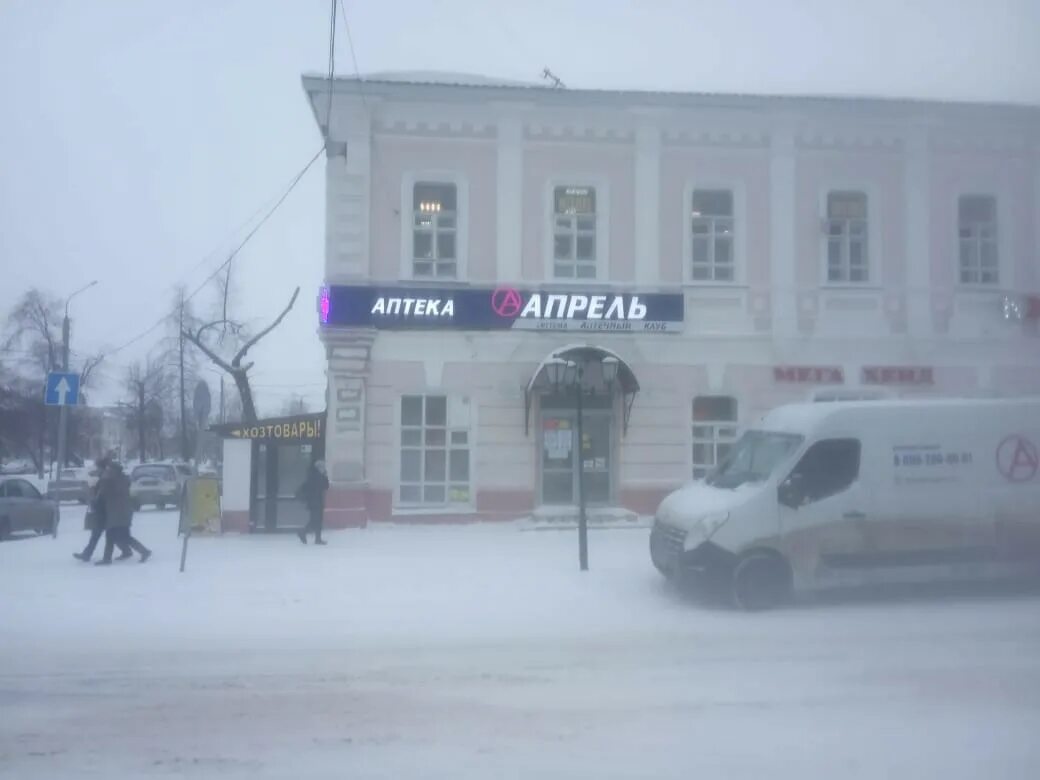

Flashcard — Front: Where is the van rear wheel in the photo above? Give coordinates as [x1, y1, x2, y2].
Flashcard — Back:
[732, 552, 792, 611]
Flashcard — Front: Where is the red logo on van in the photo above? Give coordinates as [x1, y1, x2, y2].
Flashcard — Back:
[996, 435, 1038, 482]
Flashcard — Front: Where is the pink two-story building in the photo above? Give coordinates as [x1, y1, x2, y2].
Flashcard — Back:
[302, 72, 1040, 527]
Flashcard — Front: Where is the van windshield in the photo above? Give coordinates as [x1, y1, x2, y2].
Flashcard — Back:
[707, 430, 803, 489]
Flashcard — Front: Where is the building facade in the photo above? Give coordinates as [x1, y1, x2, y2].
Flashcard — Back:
[303, 73, 1040, 527]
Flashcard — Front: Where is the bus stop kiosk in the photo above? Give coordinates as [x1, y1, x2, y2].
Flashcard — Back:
[212, 412, 326, 533]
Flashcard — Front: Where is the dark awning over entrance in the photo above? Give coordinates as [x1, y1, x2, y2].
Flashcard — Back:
[524, 344, 639, 436]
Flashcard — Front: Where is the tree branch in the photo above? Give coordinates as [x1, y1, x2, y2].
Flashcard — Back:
[182, 329, 236, 374]
[232, 286, 300, 368]
[80, 353, 105, 388]
[194, 319, 235, 342]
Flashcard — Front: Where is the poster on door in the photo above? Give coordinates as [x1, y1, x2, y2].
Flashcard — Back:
[543, 420, 573, 461]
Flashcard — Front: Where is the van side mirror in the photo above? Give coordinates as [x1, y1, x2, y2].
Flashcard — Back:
[778, 473, 804, 509]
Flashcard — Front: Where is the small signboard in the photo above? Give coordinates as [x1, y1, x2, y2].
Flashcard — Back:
[45, 372, 80, 406]
[211, 412, 326, 443]
[178, 476, 222, 535]
[321, 284, 685, 334]
[178, 475, 222, 573]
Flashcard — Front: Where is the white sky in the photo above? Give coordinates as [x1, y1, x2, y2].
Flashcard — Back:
[2, 0, 1038, 413]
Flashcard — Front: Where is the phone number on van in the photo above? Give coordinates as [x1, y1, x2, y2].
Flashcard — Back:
[893, 445, 973, 468]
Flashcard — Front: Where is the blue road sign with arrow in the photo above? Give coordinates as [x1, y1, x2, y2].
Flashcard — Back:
[45, 372, 80, 406]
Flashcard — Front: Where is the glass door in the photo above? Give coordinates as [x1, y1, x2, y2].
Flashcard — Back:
[541, 414, 575, 504]
[581, 412, 612, 504]
[539, 403, 613, 506]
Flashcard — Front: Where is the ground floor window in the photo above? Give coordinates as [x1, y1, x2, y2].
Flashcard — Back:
[692, 396, 738, 479]
[400, 395, 471, 506]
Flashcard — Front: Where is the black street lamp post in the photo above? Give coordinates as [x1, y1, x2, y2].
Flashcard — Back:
[545, 353, 620, 572]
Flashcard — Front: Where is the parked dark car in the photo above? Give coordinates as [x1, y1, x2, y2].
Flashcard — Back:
[0, 477, 60, 539]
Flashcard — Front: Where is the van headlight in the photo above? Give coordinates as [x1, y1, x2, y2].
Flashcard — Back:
[686, 511, 730, 545]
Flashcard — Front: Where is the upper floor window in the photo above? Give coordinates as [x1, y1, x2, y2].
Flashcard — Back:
[958, 195, 998, 285]
[412, 182, 457, 278]
[825, 191, 868, 283]
[692, 396, 738, 480]
[553, 186, 597, 279]
[690, 190, 734, 282]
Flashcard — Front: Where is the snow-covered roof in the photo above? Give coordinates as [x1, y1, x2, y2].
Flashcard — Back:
[301, 70, 1040, 115]
[357, 70, 539, 88]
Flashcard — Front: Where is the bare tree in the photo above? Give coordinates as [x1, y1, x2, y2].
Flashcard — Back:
[161, 287, 202, 461]
[182, 287, 300, 424]
[280, 394, 311, 417]
[0, 369, 46, 471]
[3, 288, 104, 386]
[224, 387, 244, 424]
[4, 288, 104, 474]
[124, 357, 168, 463]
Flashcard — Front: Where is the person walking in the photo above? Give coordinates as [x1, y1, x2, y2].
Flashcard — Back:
[73, 456, 131, 563]
[296, 460, 330, 545]
[95, 461, 152, 565]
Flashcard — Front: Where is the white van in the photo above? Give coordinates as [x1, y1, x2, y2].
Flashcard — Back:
[650, 398, 1040, 609]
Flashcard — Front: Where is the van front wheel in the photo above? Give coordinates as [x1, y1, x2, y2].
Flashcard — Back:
[732, 552, 792, 611]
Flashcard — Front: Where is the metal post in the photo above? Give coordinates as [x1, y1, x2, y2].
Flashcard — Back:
[179, 303, 188, 461]
[575, 365, 588, 571]
[55, 315, 70, 472]
[56, 281, 97, 472]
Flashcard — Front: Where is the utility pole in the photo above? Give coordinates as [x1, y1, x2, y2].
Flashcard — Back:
[56, 281, 97, 473]
[179, 298, 188, 461]
[138, 382, 146, 464]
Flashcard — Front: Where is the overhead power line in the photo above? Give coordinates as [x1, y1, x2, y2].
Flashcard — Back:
[337, 0, 368, 109]
[90, 2, 339, 368]
[326, 0, 337, 131]
[182, 147, 324, 307]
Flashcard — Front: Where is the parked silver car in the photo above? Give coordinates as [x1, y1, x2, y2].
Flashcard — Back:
[0, 477, 60, 539]
[47, 467, 98, 504]
[129, 463, 186, 510]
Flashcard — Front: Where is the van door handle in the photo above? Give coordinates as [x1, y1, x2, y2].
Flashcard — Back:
[843, 511, 866, 520]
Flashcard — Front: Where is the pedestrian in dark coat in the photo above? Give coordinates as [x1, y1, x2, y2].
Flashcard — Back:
[296, 460, 330, 545]
[73, 456, 129, 563]
[95, 462, 152, 565]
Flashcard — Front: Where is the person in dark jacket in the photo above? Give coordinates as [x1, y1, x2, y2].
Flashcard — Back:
[73, 456, 130, 563]
[95, 461, 152, 565]
[296, 460, 330, 545]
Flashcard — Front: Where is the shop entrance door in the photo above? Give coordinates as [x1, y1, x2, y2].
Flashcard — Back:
[539, 396, 613, 506]
[253, 442, 313, 531]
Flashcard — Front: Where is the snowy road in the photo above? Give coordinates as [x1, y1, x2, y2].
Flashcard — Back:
[2, 507, 1039, 779]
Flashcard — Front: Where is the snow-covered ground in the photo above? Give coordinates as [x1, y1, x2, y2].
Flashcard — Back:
[2, 506, 1039, 779]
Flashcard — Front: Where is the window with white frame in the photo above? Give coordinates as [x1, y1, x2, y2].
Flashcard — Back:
[400, 395, 470, 506]
[553, 186, 597, 279]
[690, 189, 735, 281]
[412, 182, 457, 278]
[692, 396, 738, 480]
[825, 191, 869, 283]
[958, 195, 998, 285]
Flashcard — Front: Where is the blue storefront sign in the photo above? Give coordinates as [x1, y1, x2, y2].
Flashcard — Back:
[319, 285, 685, 334]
